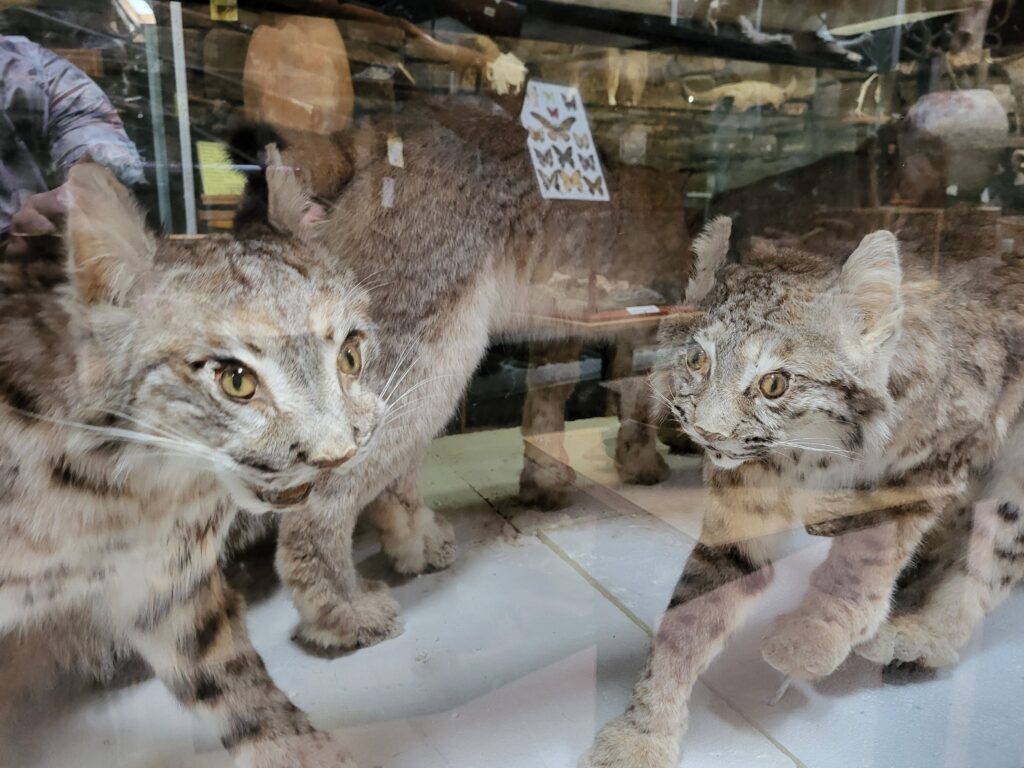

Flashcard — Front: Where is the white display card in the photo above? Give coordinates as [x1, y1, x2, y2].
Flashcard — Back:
[520, 80, 610, 202]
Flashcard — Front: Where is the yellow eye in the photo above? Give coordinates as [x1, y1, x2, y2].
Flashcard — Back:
[685, 344, 708, 372]
[339, 338, 362, 376]
[759, 372, 789, 399]
[219, 364, 258, 400]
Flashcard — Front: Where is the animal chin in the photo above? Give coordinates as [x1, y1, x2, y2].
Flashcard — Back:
[707, 451, 745, 470]
[255, 482, 314, 508]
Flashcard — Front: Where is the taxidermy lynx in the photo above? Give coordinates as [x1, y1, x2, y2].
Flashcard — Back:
[584, 218, 1024, 768]
[238, 98, 646, 655]
[0, 162, 384, 767]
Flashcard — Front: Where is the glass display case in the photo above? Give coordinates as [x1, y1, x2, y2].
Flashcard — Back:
[1, 2, 1022, 767]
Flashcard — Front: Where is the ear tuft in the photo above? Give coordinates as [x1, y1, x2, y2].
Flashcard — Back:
[685, 216, 731, 304]
[265, 143, 321, 238]
[65, 163, 154, 305]
[839, 230, 903, 351]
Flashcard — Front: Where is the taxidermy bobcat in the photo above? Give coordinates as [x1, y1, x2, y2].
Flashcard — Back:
[584, 218, 1024, 768]
[0, 162, 383, 767]
[236, 98, 644, 654]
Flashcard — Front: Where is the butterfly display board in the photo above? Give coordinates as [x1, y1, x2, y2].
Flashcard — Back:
[520, 81, 609, 202]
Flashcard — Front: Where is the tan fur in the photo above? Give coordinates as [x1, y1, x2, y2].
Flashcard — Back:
[258, 98, 691, 653]
[585, 219, 1024, 767]
[0, 164, 381, 765]
[682, 77, 797, 111]
[518, 339, 584, 510]
[685, 216, 731, 304]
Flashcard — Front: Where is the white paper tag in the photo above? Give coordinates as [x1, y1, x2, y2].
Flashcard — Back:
[626, 305, 660, 315]
[386, 134, 404, 168]
[520, 80, 609, 202]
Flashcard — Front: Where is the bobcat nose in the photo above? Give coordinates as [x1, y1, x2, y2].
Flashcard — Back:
[304, 447, 357, 470]
[694, 425, 729, 443]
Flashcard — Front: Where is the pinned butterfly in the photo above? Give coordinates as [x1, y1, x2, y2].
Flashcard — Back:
[520, 81, 609, 202]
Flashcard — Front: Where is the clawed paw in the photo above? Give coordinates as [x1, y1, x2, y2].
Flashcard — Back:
[519, 454, 576, 511]
[385, 508, 457, 576]
[616, 445, 670, 486]
[293, 580, 403, 655]
[518, 480, 574, 510]
[761, 612, 852, 681]
[856, 616, 960, 668]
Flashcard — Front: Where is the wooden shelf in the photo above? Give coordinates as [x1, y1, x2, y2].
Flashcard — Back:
[524, 305, 701, 336]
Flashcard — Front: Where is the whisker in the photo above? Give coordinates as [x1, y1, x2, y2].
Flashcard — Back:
[384, 373, 462, 409]
[648, 388, 684, 424]
[381, 399, 440, 424]
[377, 334, 426, 404]
[380, 349, 429, 405]
[95, 407, 197, 447]
[776, 441, 854, 458]
[4, 405, 236, 473]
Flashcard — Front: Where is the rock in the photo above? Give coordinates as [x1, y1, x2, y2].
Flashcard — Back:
[900, 89, 1009, 198]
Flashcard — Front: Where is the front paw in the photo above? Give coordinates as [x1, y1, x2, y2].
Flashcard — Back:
[855, 616, 959, 668]
[293, 580, 403, 655]
[761, 612, 852, 681]
[518, 453, 576, 510]
[580, 717, 679, 768]
[237, 730, 357, 768]
[616, 450, 670, 486]
[385, 508, 456, 576]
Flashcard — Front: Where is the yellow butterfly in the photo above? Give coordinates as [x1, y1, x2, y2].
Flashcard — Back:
[560, 170, 584, 192]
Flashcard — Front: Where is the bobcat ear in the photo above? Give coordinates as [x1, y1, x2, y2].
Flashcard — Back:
[65, 163, 154, 305]
[685, 216, 731, 304]
[657, 311, 703, 348]
[265, 143, 325, 238]
[839, 230, 903, 351]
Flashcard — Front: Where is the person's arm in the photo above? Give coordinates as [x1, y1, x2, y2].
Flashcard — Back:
[37, 43, 145, 187]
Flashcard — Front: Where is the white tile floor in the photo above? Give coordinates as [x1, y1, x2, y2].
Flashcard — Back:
[3, 418, 1024, 768]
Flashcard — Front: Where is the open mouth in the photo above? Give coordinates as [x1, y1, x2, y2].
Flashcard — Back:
[256, 482, 314, 507]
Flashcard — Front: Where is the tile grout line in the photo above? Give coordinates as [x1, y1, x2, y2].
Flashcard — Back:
[536, 530, 653, 638]
[696, 678, 809, 768]
[443, 460, 633, 537]
[535, 531, 809, 768]
[432, 434, 807, 767]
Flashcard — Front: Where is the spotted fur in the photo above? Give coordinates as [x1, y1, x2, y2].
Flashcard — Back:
[585, 220, 1024, 768]
[246, 98, 680, 653]
[243, 105, 694, 652]
[0, 163, 383, 766]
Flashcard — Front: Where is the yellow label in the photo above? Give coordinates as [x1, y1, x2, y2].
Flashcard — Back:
[210, 0, 238, 22]
[196, 141, 246, 197]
